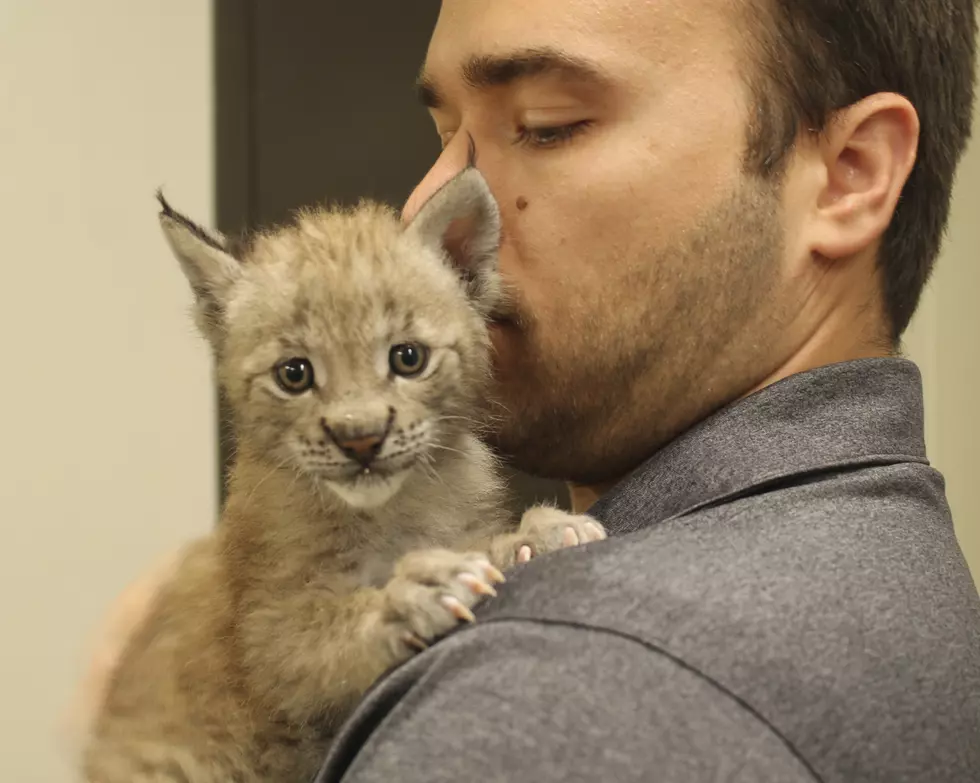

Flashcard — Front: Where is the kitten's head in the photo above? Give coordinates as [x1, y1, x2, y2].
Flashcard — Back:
[158, 168, 502, 509]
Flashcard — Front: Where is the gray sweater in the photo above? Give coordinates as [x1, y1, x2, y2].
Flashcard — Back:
[315, 358, 980, 782]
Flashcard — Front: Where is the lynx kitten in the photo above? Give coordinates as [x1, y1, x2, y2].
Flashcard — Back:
[83, 168, 606, 783]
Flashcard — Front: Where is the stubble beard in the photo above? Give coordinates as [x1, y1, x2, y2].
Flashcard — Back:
[481, 175, 789, 485]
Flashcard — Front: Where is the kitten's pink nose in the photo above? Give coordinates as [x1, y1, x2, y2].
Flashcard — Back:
[322, 407, 395, 468]
[334, 433, 385, 466]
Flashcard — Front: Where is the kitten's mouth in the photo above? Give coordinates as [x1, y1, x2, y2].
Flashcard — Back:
[323, 466, 411, 510]
[349, 463, 394, 479]
[330, 453, 415, 482]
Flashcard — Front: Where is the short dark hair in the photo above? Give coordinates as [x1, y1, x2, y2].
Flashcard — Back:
[743, 1, 978, 339]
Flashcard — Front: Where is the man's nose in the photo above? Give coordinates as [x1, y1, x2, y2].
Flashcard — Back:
[401, 134, 473, 223]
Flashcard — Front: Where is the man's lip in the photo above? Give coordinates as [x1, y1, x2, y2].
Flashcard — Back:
[488, 319, 515, 337]
[488, 313, 517, 327]
[487, 317, 518, 360]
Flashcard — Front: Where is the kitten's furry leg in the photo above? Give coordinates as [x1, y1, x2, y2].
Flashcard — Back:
[482, 506, 607, 570]
[373, 548, 506, 654]
[236, 550, 503, 728]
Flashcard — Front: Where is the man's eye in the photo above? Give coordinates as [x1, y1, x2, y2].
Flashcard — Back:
[515, 121, 592, 150]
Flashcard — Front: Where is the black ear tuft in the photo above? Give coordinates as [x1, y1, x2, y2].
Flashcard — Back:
[156, 193, 242, 347]
[156, 188, 228, 254]
[155, 187, 170, 214]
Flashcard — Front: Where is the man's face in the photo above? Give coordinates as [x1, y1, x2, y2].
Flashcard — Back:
[406, 0, 806, 484]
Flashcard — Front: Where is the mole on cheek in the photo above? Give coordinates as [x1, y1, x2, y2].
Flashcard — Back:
[516, 196, 529, 211]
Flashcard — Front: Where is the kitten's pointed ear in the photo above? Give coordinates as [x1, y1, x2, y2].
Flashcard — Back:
[156, 190, 241, 345]
[406, 168, 502, 314]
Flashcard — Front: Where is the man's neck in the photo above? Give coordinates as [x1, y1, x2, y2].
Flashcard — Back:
[749, 298, 894, 398]
[569, 301, 894, 515]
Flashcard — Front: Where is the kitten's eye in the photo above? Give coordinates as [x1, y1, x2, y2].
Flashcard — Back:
[273, 358, 315, 394]
[389, 343, 430, 378]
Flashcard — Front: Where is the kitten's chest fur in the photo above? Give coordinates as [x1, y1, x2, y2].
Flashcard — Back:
[351, 507, 498, 588]
[354, 534, 428, 588]
[323, 477, 507, 589]
[224, 433, 511, 587]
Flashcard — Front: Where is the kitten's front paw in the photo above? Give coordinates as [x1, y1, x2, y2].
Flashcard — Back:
[513, 506, 607, 564]
[379, 549, 504, 661]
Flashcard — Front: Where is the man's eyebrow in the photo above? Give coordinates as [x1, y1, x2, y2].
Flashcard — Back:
[416, 75, 443, 109]
[415, 47, 613, 109]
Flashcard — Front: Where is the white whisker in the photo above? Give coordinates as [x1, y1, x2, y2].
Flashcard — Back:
[427, 442, 469, 458]
[241, 455, 294, 513]
[417, 452, 450, 491]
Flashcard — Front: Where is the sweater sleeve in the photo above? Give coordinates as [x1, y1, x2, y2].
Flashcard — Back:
[314, 620, 817, 783]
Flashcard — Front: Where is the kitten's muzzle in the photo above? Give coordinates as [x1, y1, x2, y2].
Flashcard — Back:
[321, 407, 396, 469]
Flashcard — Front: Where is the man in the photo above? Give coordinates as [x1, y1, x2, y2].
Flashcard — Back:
[83, 0, 980, 780]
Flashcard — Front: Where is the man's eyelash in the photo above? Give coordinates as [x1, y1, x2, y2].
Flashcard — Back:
[514, 120, 593, 150]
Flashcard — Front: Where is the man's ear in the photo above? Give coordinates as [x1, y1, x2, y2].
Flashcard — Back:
[807, 92, 920, 261]
[156, 190, 242, 346]
[405, 167, 502, 315]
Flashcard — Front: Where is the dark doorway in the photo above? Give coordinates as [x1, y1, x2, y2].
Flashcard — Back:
[214, 0, 569, 516]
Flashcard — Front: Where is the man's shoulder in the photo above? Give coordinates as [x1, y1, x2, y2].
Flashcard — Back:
[319, 460, 980, 782]
[484, 462, 980, 685]
[476, 460, 980, 779]
[319, 613, 820, 783]
[494, 462, 974, 619]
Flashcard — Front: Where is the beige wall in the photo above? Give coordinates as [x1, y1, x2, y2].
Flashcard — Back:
[904, 59, 980, 589]
[0, 3, 215, 781]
